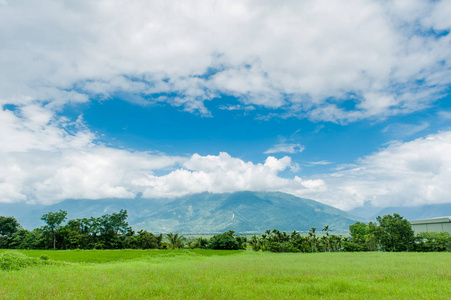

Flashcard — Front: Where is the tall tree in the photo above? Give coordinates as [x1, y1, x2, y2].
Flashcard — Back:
[322, 225, 331, 252]
[309, 227, 317, 253]
[376, 213, 414, 252]
[41, 210, 68, 249]
[0, 216, 21, 248]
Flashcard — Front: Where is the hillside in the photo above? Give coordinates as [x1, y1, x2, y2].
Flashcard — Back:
[0, 191, 361, 233]
[133, 191, 360, 233]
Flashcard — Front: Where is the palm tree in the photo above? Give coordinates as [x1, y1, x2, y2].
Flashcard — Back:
[166, 233, 184, 249]
[261, 233, 267, 250]
[322, 225, 331, 236]
[308, 227, 317, 253]
[322, 225, 331, 252]
[272, 229, 280, 243]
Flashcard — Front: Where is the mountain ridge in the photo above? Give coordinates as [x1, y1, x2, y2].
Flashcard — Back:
[0, 191, 362, 233]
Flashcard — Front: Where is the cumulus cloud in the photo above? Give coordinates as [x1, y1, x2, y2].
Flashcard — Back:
[0, 104, 184, 204]
[302, 131, 451, 210]
[0, 104, 322, 204]
[1, 1, 451, 210]
[133, 153, 323, 198]
[0, 0, 450, 121]
[2, 103, 451, 210]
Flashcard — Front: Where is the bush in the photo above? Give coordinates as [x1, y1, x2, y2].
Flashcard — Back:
[341, 241, 363, 252]
[415, 232, 451, 252]
[0, 251, 41, 271]
[0, 251, 66, 271]
[207, 231, 240, 250]
[267, 242, 300, 253]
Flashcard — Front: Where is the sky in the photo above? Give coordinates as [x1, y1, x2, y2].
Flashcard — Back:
[1, 0, 451, 211]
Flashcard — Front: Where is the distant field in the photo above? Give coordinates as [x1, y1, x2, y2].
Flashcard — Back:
[1, 250, 450, 299]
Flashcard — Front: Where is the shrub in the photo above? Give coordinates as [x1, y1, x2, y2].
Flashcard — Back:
[207, 231, 240, 250]
[341, 241, 363, 252]
[267, 242, 300, 253]
[0, 251, 41, 271]
[415, 232, 451, 252]
[0, 251, 64, 271]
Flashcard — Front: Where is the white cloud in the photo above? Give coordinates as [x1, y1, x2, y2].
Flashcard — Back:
[2, 103, 451, 210]
[0, 104, 322, 204]
[264, 143, 305, 154]
[134, 153, 322, 198]
[301, 131, 451, 210]
[1, 1, 451, 209]
[0, 0, 450, 121]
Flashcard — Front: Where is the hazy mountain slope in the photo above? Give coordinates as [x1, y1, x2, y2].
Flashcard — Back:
[0, 191, 362, 233]
[134, 191, 361, 233]
[0, 198, 165, 230]
[371, 203, 451, 221]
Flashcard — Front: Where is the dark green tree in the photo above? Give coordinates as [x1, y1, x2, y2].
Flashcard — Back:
[41, 209, 68, 249]
[207, 230, 240, 250]
[195, 237, 209, 249]
[0, 216, 21, 248]
[376, 213, 414, 252]
[137, 230, 162, 249]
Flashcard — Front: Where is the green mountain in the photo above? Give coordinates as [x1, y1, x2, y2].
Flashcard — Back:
[133, 191, 361, 233]
[0, 191, 361, 233]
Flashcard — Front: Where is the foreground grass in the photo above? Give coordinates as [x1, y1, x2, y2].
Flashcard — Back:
[0, 249, 242, 263]
[0, 250, 450, 299]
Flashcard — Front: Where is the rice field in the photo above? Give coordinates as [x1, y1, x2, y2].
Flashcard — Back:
[0, 250, 450, 299]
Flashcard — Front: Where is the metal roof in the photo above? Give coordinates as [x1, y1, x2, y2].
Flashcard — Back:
[410, 216, 451, 225]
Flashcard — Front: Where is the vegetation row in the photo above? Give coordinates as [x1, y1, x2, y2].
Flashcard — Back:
[0, 210, 450, 253]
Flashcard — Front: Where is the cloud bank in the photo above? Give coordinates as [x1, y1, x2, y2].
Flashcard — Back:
[1, 1, 451, 209]
[2, 104, 451, 210]
[0, 0, 450, 121]
[303, 131, 451, 210]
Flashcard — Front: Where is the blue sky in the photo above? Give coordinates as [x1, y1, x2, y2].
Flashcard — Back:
[65, 93, 449, 175]
[1, 0, 451, 210]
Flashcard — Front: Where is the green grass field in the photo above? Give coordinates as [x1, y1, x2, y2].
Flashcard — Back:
[0, 250, 450, 299]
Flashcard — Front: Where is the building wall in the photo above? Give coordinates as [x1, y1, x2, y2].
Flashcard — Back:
[411, 222, 451, 235]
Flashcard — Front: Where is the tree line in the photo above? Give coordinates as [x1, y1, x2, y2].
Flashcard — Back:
[0, 209, 247, 250]
[249, 213, 450, 253]
[0, 211, 449, 252]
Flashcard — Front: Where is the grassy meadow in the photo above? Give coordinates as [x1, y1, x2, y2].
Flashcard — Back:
[0, 249, 450, 299]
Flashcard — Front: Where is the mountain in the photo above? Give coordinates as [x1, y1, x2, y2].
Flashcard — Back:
[0, 198, 165, 230]
[349, 202, 451, 221]
[0, 191, 362, 233]
[133, 191, 361, 233]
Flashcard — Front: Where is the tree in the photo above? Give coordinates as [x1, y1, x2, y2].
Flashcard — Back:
[195, 237, 208, 249]
[166, 233, 184, 249]
[322, 225, 331, 252]
[137, 230, 162, 249]
[309, 227, 317, 253]
[0, 216, 21, 248]
[207, 230, 240, 250]
[349, 222, 368, 243]
[41, 210, 68, 249]
[0, 216, 21, 237]
[376, 213, 414, 252]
